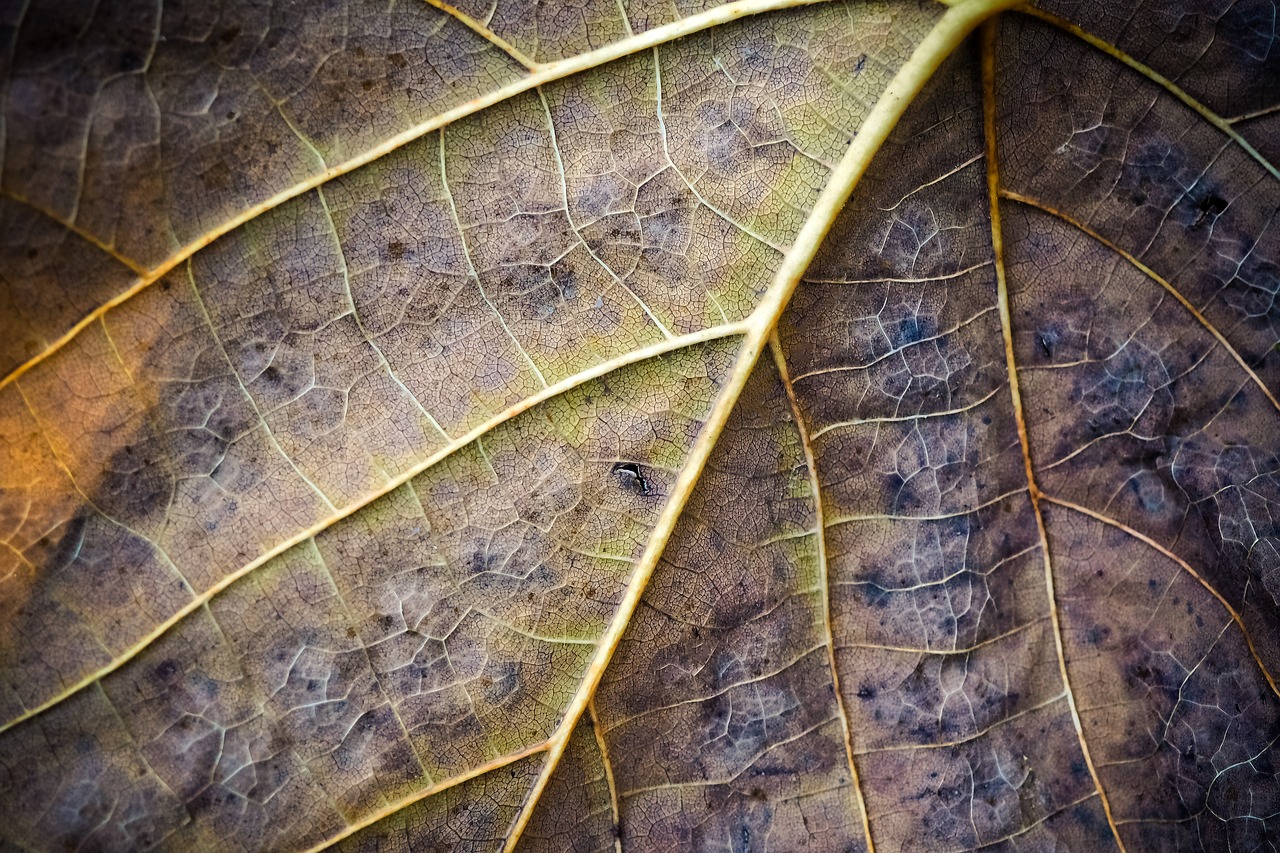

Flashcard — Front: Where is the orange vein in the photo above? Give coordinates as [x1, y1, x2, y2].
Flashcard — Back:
[1001, 189, 1280, 415]
[589, 700, 625, 853]
[770, 331, 874, 852]
[981, 19, 1127, 852]
[419, 0, 539, 70]
[1018, 6, 1280, 182]
[1040, 494, 1280, 703]
[1, 189, 148, 276]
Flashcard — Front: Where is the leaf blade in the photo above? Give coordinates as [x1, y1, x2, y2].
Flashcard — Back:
[3, 0, 1279, 850]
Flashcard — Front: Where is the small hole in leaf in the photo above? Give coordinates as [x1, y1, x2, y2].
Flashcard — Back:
[611, 461, 651, 496]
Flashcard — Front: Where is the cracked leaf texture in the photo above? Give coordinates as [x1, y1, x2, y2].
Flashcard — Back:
[1, 0, 1278, 850]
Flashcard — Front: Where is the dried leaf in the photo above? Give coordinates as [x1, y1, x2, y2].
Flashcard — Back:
[1, 0, 1277, 850]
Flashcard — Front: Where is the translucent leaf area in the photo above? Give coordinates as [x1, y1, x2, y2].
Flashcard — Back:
[1, 0, 1278, 850]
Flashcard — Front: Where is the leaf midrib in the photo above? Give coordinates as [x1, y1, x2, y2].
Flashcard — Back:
[497, 2, 1026, 849]
[249, 1, 1022, 847]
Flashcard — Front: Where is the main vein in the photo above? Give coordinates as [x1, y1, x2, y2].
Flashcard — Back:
[493, 2, 1029, 848]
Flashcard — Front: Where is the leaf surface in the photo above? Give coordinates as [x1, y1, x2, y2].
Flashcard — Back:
[1, 0, 1278, 850]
